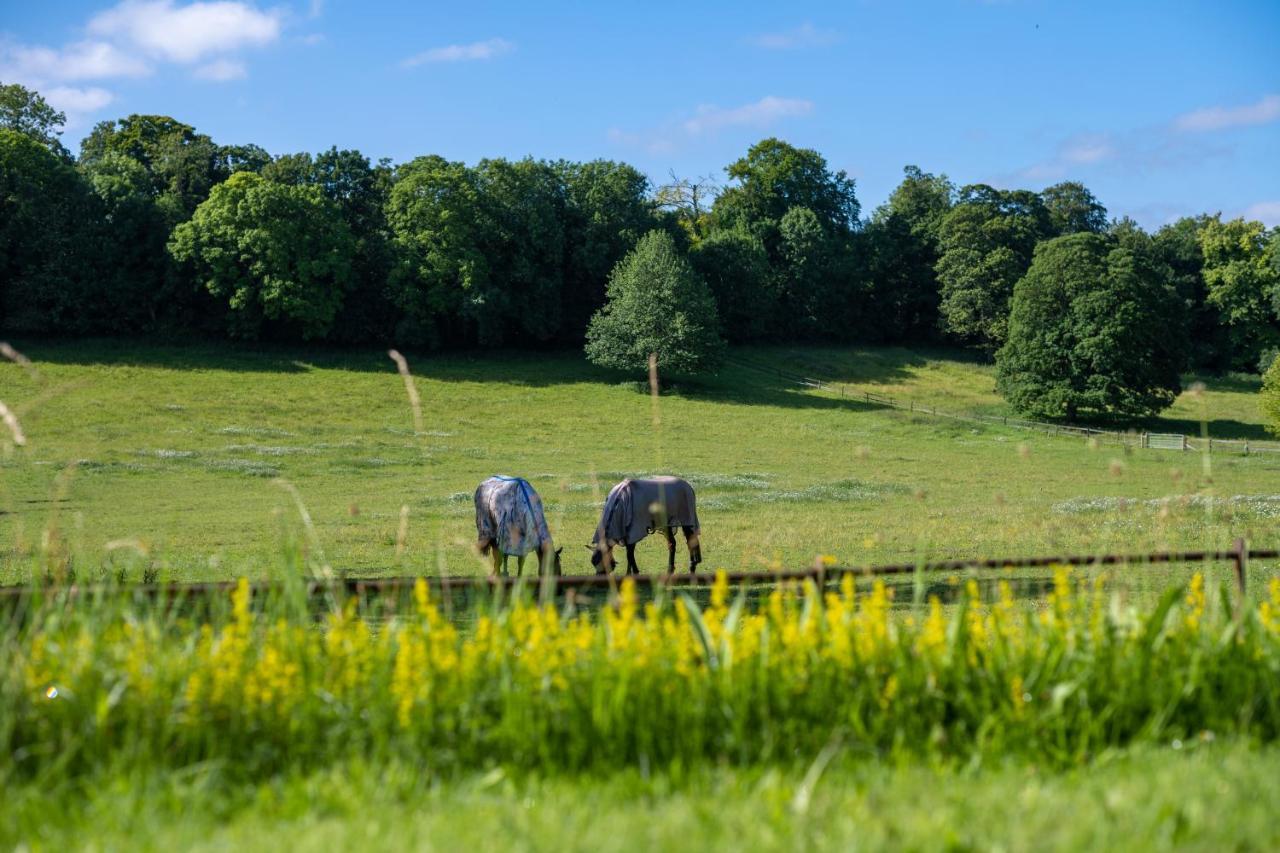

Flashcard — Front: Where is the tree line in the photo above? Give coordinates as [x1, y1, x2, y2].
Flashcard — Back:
[3, 82, 1279, 423]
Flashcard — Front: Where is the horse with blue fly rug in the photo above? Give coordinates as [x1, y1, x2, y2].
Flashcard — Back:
[474, 476, 562, 576]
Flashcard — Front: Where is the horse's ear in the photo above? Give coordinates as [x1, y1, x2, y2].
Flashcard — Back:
[555, 546, 563, 556]
[583, 544, 594, 551]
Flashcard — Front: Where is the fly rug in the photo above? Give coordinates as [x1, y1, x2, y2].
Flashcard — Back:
[474, 476, 562, 577]
[590, 476, 702, 575]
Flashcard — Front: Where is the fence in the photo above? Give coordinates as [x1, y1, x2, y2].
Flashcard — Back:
[3, 540, 1274, 607]
[725, 355, 1280, 455]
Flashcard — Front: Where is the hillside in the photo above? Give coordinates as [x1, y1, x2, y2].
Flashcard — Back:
[2, 340, 1278, 584]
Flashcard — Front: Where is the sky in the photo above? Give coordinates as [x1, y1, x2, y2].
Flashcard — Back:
[3, 0, 1279, 228]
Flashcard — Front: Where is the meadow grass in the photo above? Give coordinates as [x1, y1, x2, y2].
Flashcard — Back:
[2, 339, 1279, 586]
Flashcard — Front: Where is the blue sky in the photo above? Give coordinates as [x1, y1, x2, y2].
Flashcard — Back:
[4, 0, 1278, 226]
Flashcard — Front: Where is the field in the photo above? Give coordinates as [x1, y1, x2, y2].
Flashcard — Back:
[4, 339, 1280, 851]
[3, 339, 1279, 585]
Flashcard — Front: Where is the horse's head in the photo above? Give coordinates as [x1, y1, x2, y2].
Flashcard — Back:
[588, 543, 613, 574]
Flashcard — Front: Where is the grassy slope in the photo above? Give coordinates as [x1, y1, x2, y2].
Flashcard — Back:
[6, 746, 1277, 851]
[2, 339, 1279, 583]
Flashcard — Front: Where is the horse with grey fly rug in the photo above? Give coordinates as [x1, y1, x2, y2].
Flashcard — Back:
[474, 476, 561, 576]
[590, 476, 702, 575]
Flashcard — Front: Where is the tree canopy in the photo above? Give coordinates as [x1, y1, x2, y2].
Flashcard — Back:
[996, 232, 1184, 420]
[0, 82, 68, 157]
[169, 172, 354, 340]
[585, 230, 724, 374]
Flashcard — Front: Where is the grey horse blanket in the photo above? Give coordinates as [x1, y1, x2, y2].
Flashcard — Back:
[474, 476, 551, 557]
[592, 476, 700, 547]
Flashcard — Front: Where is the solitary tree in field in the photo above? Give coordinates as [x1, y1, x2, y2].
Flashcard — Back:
[996, 232, 1183, 420]
[585, 230, 724, 374]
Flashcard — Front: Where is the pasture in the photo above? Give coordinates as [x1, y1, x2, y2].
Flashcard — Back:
[2, 340, 1279, 586]
[4, 340, 1280, 852]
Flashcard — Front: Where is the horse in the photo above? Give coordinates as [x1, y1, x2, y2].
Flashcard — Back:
[474, 476, 562, 577]
[590, 476, 702, 575]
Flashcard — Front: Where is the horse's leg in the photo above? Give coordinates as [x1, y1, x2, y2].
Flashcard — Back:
[516, 554, 526, 578]
[683, 526, 702, 573]
[626, 542, 639, 575]
[664, 527, 676, 573]
[489, 546, 502, 577]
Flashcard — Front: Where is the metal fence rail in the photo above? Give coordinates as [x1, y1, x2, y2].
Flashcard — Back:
[4, 540, 1274, 603]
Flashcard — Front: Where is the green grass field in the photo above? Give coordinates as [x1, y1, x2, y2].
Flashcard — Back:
[2, 339, 1278, 584]
[4, 339, 1280, 851]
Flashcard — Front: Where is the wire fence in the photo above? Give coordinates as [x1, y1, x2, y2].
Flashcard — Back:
[725, 355, 1280, 455]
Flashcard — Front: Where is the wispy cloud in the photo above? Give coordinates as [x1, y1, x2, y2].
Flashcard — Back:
[401, 38, 513, 68]
[609, 95, 814, 154]
[1241, 200, 1280, 227]
[1174, 94, 1280, 133]
[193, 58, 247, 81]
[747, 22, 841, 50]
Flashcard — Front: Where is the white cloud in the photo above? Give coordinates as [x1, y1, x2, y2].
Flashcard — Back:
[88, 0, 282, 64]
[747, 22, 841, 50]
[1174, 94, 1280, 132]
[193, 58, 247, 80]
[682, 96, 813, 136]
[1, 40, 150, 82]
[401, 38, 513, 67]
[1242, 201, 1280, 227]
[44, 86, 116, 116]
[609, 96, 814, 154]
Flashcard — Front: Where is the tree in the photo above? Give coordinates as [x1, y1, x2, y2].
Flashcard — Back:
[168, 172, 354, 340]
[0, 129, 100, 332]
[1199, 216, 1280, 370]
[556, 159, 655, 341]
[936, 185, 1051, 349]
[654, 170, 719, 239]
[864, 166, 955, 341]
[777, 205, 832, 337]
[996, 233, 1183, 420]
[1263, 356, 1280, 437]
[0, 83, 68, 157]
[713, 138, 859, 238]
[585, 230, 724, 374]
[1041, 181, 1107, 236]
[689, 225, 774, 342]
[264, 147, 395, 342]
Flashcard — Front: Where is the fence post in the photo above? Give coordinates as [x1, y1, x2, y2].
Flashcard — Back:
[1244, 440, 1250, 456]
[1181, 435, 1188, 451]
[1231, 537, 1247, 593]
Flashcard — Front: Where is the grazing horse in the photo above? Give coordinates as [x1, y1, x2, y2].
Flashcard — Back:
[590, 476, 702, 575]
[474, 476, 562, 577]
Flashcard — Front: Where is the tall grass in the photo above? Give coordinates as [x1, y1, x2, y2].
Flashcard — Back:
[4, 568, 1278, 786]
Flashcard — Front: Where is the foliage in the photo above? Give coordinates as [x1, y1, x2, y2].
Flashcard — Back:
[1041, 181, 1108, 235]
[713, 137, 859, 238]
[3, 570, 1278, 787]
[936, 185, 1051, 348]
[1263, 356, 1280, 437]
[0, 82, 68, 157]
[1199, 217, 1280, 370]
[997, 233, 1183, 420]
[864, 166, 955, 341]
[0, 129, 101, 332]
[585, 230, 724, 374]
[689, 225, 775, 342]
[168, 172, 355, 340]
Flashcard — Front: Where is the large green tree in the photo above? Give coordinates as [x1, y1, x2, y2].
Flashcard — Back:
[1040, 181, 1108, 236]
[689, 225, 774, 343]
[1262, 355, 1280, 437]
[712, 138, 859, 238]
[556, 159, 655, 341]
[935, 185, 1052, 349]
[996, 232, 1183, 420]
[585, 230, 724, 374]
[864, 166, 955, 341]
[0, 129, 100, 332]
[168, 172, 354, 340]
[1199, 216, 1280, 370]
[0, 82, 69, 158]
